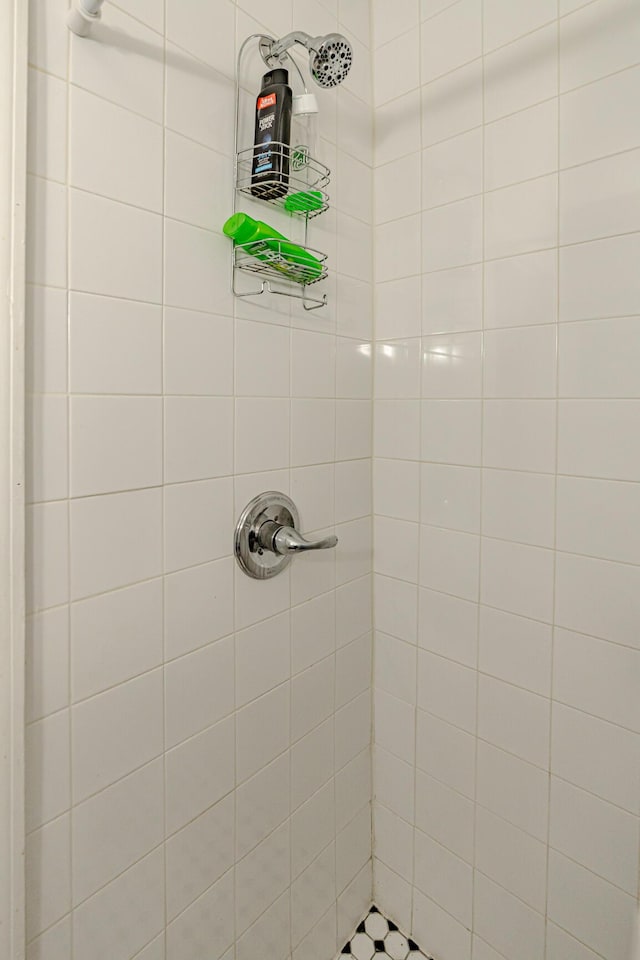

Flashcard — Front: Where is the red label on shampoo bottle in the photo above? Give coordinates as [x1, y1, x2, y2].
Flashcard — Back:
[257, 93, 277, 110]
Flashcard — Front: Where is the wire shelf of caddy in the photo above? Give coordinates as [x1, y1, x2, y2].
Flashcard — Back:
[234, 238, 328, 286]
[235, 141, 331, 218]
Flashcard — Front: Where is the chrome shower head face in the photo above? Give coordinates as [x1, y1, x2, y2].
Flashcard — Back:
[309, 33, 353, 88]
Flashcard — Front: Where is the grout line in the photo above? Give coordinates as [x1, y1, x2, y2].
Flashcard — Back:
[545, 11, 562, 954]
[470, 0, 487, 942]
[63, 19, 74, 954]
[160, 2, 169, 949]
[407, 0, 425, 938]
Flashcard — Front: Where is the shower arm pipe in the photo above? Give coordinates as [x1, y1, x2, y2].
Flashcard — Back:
[67, 0, 106, 37]
[269, 31, 321, 59]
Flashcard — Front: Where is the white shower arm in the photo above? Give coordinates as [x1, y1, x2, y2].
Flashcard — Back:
[67, 0, 106, 37]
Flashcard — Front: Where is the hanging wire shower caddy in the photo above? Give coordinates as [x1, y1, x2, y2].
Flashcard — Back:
[232, 34, 331, 311]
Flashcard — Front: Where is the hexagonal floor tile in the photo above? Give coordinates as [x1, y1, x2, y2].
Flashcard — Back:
[351, 932, 375, 960]
[385, 931, 410, 960]
[364, 912, 389, 940]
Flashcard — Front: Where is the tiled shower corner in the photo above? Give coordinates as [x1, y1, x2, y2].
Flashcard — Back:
[338, 906, 431, 960]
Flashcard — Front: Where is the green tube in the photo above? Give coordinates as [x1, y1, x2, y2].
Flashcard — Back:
[223, 213, 323, 281]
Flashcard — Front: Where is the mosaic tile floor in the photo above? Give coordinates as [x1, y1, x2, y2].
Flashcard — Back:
[339, 906, 432, 960]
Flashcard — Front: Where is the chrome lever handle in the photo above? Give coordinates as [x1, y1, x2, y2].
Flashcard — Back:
[258, 520, 338, 556]
[274, 525, 338, 555]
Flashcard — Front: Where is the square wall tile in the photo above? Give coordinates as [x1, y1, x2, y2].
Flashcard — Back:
[70, 293, 162, 396]
[72, 759, 164, 905]
[484, 24, 558, 122]
[166, 794, 234, 922]
[164, 397, 233, 483]
[551, 702, 640, 814]
[475, 805, 547, 913]
[478, 673, 550, 768]
[422, 128, 482, 209]
[72, 849, 164, 960]
[481, 469, 555, 548]
[418, 650, 477, 734]
[419, 525, 480, 601]
[375, 339, 421, 399]
[420, 463, 481, 533]
[26, 606, 69, 723]
[483, 0, 557, 52]
[26, 501, 69, 613]
[549, 775, 640, 896]
[422, 60, 483, 147]
[27, 68, 67, 183]
[559, 233, 640, 322]
[70, 489, 162, 600]
[484, 175, 558, 261]
[557, 400, 640, 481]
[70, 190, 162, 303]
[69, 86, 163, 212]
[422, 264, 482, 336]
[560, 66, 640, 167]
[374, 30, 419, 106]
[26, 815, 71, 941]
[70, 397, 162, 497]
[26, 285, 68, 395]
[483, 325, 557, 399]
[484, 249, 557, 329]
[422, 399, 482, 466]
[164, 131, 232, 232]
[547, 850, 636, 960]
[26, 711, 70, 832]
[376, 153, 421, 225]
[26, 177, 67, 288]
[556, 475, 640, 565]
[165, 717, 235, 835]
[416, 710, 475, 799]
[483, 400, 556, 474]
[164, 478, 233, 572]
[236, 398, 290, 474]
[26, 394, 68, 503]
[555, 551, 640, 650]
[419, 587, 478, 667]
[479, 605, 552, 697]
[71, 579, 163, 702]
[484, 99, 558, 192]
[164, 309, 233, 396]
[423, 196, 482, 272]
[70, 6, 164, 122]
[481, 537, 554, 623]
[560, 0, 640, 93]
[165, 636, 235, 748]
[473, 872, 545, 960]
[559, 149, 640, 245]
[421, 0, 482, 85]
[422, 331, 482, 398]
[71, 669, 163, 803]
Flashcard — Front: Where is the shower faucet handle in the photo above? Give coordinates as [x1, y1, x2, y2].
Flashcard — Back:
[258, 520, 338, 556]
[235, 491, 338, 579]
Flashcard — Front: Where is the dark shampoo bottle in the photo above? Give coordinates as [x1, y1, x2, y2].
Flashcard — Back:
[251, 68, 293, 200]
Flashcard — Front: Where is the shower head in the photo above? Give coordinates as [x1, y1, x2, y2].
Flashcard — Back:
[308, 34, 353, 88]
[259, 31, 353, 89]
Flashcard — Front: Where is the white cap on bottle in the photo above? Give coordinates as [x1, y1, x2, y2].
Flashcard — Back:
[292, 93, 319, 116]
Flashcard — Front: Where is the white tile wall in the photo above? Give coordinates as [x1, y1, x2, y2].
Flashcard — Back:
[372, 3, 640, 960]
[25, 0, 373, 957]
[26, 2, 640, 959]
